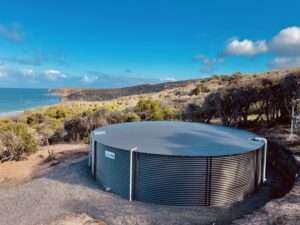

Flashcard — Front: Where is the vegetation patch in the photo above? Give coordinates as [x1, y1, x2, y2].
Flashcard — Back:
[1, 69, 300, 162]
[0, 121, 38, 162]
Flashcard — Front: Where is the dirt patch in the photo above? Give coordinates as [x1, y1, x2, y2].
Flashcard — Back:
[233, 177, 300, 225]
[48, 213, 107, 225]
[231, 124, 300, 225]
[0, 144, 88, 187]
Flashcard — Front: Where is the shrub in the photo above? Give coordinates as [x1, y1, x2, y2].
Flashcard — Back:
[64, 108, 110, 142]
[124, 112, 141, 122]
[0, 122, 38, 162]
[135, 99, 159, 120]
[0, 119, 14, 129]
[197, 73, 300, 126]
[25, 104, 97, 144]
[90, 108, 110, 129]
[107, 111, 126, 124]
[48, 128, 66, 144]
[26, 113, 47, 125]
[151, 109, 164, 120]
[163, 106, 179, 120]
[45, 106, 69, 119]
[64, 100, 177, 143]
[135, 98, 178, 121]
[31, 117, 65, 145]
[6, 123, 39, 153]
[0, 131, 24, 162]
[64, 117, 89, 142]
[189, 84, 210, 96]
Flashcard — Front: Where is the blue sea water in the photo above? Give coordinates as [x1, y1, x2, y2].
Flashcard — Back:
[0, 88, 60, 115]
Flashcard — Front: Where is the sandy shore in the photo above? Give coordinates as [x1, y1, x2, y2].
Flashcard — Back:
[0, 110, 25, 119]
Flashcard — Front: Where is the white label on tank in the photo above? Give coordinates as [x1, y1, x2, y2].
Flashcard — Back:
[105, 150, 115, 160]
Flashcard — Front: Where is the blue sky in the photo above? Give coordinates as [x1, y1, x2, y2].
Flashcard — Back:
[0, 0, 300, 88]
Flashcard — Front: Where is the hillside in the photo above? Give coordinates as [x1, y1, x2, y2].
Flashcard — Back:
[51, 79, 200, 101]
[53, 69, 299, 102]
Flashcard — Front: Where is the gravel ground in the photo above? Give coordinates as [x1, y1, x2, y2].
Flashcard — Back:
[0, 157, 272, 225]
[233, 177, 300, 225]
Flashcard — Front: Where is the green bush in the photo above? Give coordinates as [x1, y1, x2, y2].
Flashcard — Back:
[107, 111, 126, 124]
[0, 122, 39, 162]
[162, 106, 179, 120]
[45, 106, 69, 119]
[26, 113, 47, 125]
[124, 112, 141, 122]
[0, 130, 24, 161]
[64, 108, 141, 142]
[135, 98, 178, 121]
[48, 128, 65, 144]
[64, 116, 89, 142]
[64, 108, 105, 142]
[26, 104, 94, 144]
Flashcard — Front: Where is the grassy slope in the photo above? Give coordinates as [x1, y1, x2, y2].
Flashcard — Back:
[51, 68, 300, 112]
[54, 69, 298, 100]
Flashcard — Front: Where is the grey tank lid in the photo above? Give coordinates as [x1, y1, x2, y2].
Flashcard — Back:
[93, 121, 264, 157]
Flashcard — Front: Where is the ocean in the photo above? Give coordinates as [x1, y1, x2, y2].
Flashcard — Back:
[0, 88, 60, 116]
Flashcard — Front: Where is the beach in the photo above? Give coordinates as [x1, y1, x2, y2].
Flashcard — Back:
[0, 88, 60, 119]
[0, 110, 25, 119]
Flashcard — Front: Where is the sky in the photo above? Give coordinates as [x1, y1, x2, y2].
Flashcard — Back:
[0, 0, 300, 88]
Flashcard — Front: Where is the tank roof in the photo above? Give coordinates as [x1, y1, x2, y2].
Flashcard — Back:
[93, 121, 264, 156]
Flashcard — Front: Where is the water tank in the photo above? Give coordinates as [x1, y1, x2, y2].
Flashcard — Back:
[90, 121, 265, 206]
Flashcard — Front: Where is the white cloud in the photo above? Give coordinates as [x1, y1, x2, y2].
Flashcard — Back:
[221, 26, 300, 69]
[194, 54, 224, 73]
[0, 23, 25, 42]
[269, 56, 300, 69]
[0, 66, 7, 78]
[270, 26, 300, 56]
[0, 66, 159, 88]
[195, 54, 224, 65]
[22, 68, 35, 77]
[44, 69, 66, 80]
[224, 39, 268, 56]
[0, 48, 68, 67]
[267, 26, 300, 68]
[81, 74, 98, 83]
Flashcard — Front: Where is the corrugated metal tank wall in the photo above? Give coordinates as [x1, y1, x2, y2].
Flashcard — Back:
[94, 142, 264, 206]
[134, 154, 208, 206]
[95, 143, 130, 199]
[209, 151, 260, 206]
[134, 148, 263, 206]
